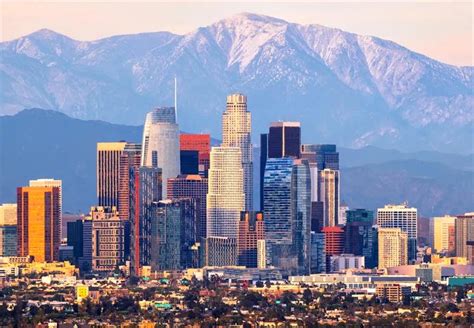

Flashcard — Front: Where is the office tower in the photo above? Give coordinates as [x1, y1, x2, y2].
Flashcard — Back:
[322, 226, 345, 257]
[319, 169, 340, 227]
[292, 159, 312, 275]
[377, 203, 417, 262]
[201, 236, 237, 267]
[141, 107, 180, 199]
[118, 143, 141, 220]
[91, 206, 130, 272]
[67, 217, 92, 271]
[455, 213, 474, 263]
[432, 215, 456, 254]
[0, 203, 17, 257]
[268, 122, 301, 158]
[418, 217, 431, 247]
[151, 199, 196, 270]
[97, 142, 127, 207]
[237, 211, 265, 268]
[17, 186, 60, 262]
[310, 232, 326, 273]
[222, 93, 253, 211]
[310, 201, 324, 233]
[29, 179, 63, 232]
[301, 144, 339, 170]
[345, 209, 378, 268]
[180, 134, 211, 176]
[168, 174, 208, 240]
[263, 157, 311, 275]
[259, 133, 268, 210]
[378, 228, 408, 269]
[129, 166, 162, 276]
[207, 147, 245, 239]
[180, 150, 199, 175]
[339, 204, 349, 225]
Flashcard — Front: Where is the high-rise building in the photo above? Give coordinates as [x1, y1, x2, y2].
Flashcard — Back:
[432, 215, 456, 254]
[91, 206, 130, 272]
[206, 147, 244, 239]
[129, 166, 162, 276]
[322, 226, 345, 257]
[377, 203, 417, 262]
[237, 211, 265, 268]
[455, 213, 474, 264]
[259, 133, 268, 211]
[310, 232, 326, 273]
[201, 236, 237, 267]
[310, 201, 324, 233]
[345, 209, 378, 268]
[0, 204, 17, 257]
[319, 169, 340, 227]
[141, 107, 180, 199]
[151, 199, 196, 271]
[222, 93, 253, 211]
[301, 144, 339, 170]
[180, 150, 199, 175]
[17, 186, 61, 262]
[118, 143, 141, 220]
[263, 157, 311, 275]
[378, 228, 408, 269]
[268, 122, 301, 158]
[168, 174, 208, 240]
[29, 179, 62, 223]
[67, 217, 92, 271]
[180, 134, 211, 176]
[97, 142, 127, 207]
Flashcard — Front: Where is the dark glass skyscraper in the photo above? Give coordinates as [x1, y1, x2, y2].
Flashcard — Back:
[268, 122, 301, 158]
[180, 150, 199, 175]
[345, 209, 377, 268]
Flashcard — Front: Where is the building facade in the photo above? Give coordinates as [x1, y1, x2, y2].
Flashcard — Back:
[167, 174, 208, 240]
[0, 204, 17, 257]
[455, 213, 474, 264]
[141, 107, 180, 199]
[378, 228, 408, 269]
[319, 169, 340, 227]
[377, 203, 417, 262]
[118, 143, 141, 220]
[432, 215, 456, 255]
[180, 134, 211, 177]
[201, 236, 237, 267]
[17, 186, 61, 262]
[97, 142, 127, 207]
[237, 211, 265, 268]
[345, 209, 377, 268]
[222, 93, 253, 211]
[206, 147, 245, 239]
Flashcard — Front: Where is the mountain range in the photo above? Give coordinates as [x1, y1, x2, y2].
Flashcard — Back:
[1, 13, 473, 152]
[1, 109, 472, 217]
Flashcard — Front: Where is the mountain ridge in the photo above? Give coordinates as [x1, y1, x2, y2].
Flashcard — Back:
[1, 13, 473, 152]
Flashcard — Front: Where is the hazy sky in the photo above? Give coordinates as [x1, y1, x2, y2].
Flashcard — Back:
[1, 1, 472, 66]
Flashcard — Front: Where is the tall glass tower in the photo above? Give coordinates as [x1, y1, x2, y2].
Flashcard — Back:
[222, 94, 253, 211]
[141, 107, 180, 199]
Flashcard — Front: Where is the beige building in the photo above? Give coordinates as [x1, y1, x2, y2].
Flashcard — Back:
[97, 142, 127, 208]
[222, 93, 253, 211]
[378, 228, 408, 269]
[432, 215, 456, 254]
[0, 204, 17, 225]
[206, 147, 244, 239]
[319, 169, 340, 227]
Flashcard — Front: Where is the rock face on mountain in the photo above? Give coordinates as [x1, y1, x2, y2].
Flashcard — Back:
[1, 13, 473, 151]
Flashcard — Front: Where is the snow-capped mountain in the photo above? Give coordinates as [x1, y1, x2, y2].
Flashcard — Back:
[1, 13, 472, 151]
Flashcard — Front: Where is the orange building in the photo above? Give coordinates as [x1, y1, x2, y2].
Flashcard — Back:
[17, 186, 61, 262]
[237, 211, 265, 268]
[322, 226, 344, 256]
[179, 134, 210, 175]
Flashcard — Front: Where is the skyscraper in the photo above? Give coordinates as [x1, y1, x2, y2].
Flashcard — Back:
[222, 93, 253, 211]
[67, 217, 92, 271]
[263, 157, 311, 275]
[259, 133, 268, 210]
[91, 206, 130, 272]
[432, 215, 456, 254]
[310, 232, 326, 273]
[97, 142, 127, 207]
[237, 211, 265, 268]
[0, 204, 17, 257]
[129, 166, 162, 276]
[17, 186, 61, 262]
[322, 226, 345, 257]
[319, 169, 340, 227]
[268, 122, 301, 158]
[119, 143, 141, 220]
[301, 144, 339, 170]
[377, 203, 417, 262]
[455, 213, 474, 264]
[167, 174, 208, 240]
[180, 150, 199, 175]
[151, 199, 196, 271]
[345, 209, 378, 268]
[206, 147, 244, 239]
[141, 107, 180, 199]
[180, 134, 211, 176]
[378, 228, 408, 269]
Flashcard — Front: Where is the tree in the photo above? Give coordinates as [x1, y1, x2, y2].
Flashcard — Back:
[303, 288, 313, 305]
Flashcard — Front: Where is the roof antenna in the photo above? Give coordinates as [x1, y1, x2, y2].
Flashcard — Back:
[174, 75, 178, 123]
